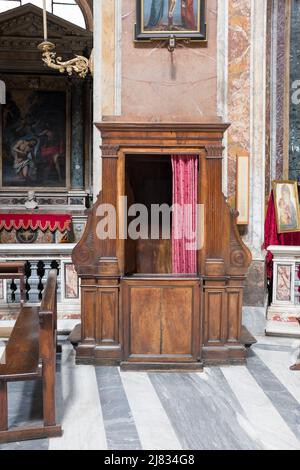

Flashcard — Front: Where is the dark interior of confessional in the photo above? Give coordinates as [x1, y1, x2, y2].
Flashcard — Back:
[125, 155, 173, 275]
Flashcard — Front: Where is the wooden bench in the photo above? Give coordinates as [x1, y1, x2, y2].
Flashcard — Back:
[0, 261, 25, 301]
[290, 317, 300, 371]
[0, 270, 62, 443]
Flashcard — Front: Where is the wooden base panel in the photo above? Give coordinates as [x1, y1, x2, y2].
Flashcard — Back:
[120, 361, 204, 372]
[0, 425, 62, 444]
[76, 344, 122, 365]
[202, 345, 247, 366]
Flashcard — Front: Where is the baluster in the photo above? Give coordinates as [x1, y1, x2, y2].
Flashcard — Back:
[10, 279, 17, 303]
[24, 261, 32, 302]
[37, 261, 45, 301]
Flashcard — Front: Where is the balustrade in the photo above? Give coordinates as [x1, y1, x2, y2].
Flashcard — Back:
[0, 244, 80, 319]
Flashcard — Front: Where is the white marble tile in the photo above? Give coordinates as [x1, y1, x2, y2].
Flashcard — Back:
[221, 366, 300, 450]
[120, 371, 182, 451]
[49, 346, 107, 451]
[256, 334, 300, 348]
[255, 348, 300, 405]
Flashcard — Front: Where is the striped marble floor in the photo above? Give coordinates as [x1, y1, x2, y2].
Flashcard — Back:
[1, 336, 300, 451]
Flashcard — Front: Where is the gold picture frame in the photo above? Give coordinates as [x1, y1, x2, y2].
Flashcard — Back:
[272, 180, 300, 234]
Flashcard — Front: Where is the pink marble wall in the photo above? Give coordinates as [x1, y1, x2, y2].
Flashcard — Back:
[121, 0, 218, 121]
[227, 0, 251, 201]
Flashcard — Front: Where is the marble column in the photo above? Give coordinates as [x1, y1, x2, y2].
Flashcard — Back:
[269, 0, 291, 181]
[217, 0, 229, 196]
[71, 81, 84, 189]
[289, 0, 300, 180]
[93, 0, 103, 201]
[93, 0, 122, 201]
[241, 0, 268, 306]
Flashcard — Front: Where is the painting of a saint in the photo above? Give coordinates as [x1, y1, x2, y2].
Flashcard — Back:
[273, 181, 300, 233]
[1, 90, 67, 188]
[64, 264, 79, 299]
[144, 0, 199, 32]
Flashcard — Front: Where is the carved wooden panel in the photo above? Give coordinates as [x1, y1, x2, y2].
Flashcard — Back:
[96, 288, 119, 345]
[123, 278, 200, 364]
[204, 289, 225, 344]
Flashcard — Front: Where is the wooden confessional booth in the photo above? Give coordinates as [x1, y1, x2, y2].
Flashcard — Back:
[72, 122, 252, 370]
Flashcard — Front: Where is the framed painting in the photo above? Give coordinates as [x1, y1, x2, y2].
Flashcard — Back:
[63, 262, 79, 300]
[272, 180, 300, 233]
[135, 0, 206, 42]
[1, 86, 70, 190]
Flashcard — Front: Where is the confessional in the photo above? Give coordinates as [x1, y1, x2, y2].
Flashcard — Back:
[72, 121, 252, 370]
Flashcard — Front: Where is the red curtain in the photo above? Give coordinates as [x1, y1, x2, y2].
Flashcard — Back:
[171, 155, 198, 274]
[264, 191, 300, 278]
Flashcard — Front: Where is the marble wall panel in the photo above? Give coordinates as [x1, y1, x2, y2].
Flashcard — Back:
[120, 0, 218, 120]
[289, 0, 300, 180]
[227, 0, 251, 201]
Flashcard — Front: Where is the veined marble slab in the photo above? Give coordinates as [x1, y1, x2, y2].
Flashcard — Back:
[254, 347, 300, 405]
[150, 370, 262, 450]
[221, 366, 300, 450]
[49, 346, 107, 451]
[95, 367, 141, 450]
[120, 371, 182, 451]
[247, 352, 300, 440]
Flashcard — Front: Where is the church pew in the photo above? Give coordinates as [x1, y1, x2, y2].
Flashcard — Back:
[0, 270, 62, 443]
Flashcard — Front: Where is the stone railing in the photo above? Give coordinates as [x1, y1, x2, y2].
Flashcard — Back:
[0, 244, 80, 321]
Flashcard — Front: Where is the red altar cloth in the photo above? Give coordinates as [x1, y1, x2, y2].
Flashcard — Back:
[0, 214, 72, 233]
[264, 192, 300, 278]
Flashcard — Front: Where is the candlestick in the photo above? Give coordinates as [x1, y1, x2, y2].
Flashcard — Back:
[42, 0, 48, 41]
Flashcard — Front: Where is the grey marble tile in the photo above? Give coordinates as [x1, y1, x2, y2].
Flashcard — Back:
[247, 352, 300, 440]
[243, 307, 267, 336]
[95, 367, 142, 450]
[149, 371, 262, 450]
[0, 380, 49, 451]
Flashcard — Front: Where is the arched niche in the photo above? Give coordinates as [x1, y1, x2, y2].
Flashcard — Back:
[76, 0, 93, 31]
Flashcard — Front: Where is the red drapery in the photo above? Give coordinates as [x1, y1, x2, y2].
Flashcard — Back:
[264, 192, 300, 278]
[171, 155, 198, 274]
[181, 0, 196, 30]
[0, 214, 72, 233]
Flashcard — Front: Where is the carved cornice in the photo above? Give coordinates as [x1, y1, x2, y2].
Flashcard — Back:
[100, 145, 120, 159]
[205, 145, 224, 160]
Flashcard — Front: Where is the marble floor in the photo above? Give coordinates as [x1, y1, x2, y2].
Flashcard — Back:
[1, 311, 300, 450]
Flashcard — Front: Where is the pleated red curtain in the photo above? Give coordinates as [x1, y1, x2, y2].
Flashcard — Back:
[171, 155, 198, 274]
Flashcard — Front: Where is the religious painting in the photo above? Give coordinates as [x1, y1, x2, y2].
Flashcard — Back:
[64, 263, 79, 300]
[276, 265, 292, 302]
[1, 88, 69, 189]
[135, 0, 206, 42]
[273, 181, 300, 233]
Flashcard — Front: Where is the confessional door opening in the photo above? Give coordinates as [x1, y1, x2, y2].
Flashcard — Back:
[123, 153, 199, 277]
[121, 153, 202, 369]
[124, 154, 173, 275]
